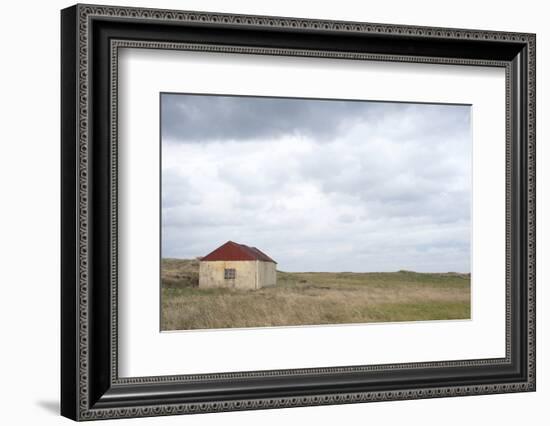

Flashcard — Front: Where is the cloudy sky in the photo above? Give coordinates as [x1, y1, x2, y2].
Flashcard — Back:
[161, 93, 471, 273]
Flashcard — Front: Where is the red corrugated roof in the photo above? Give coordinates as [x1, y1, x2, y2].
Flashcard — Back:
[201, 241, 276, 263]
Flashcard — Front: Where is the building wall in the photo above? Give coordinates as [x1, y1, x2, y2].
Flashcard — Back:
[199, 260, 257, 289]
[199, 260, 277, 289]
[257, 261, 277, 287]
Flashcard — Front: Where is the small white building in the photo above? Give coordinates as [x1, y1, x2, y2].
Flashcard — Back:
[198, 241, 277, 289]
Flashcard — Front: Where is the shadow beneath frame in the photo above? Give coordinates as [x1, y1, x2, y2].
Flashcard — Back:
[36, 400, 59, 415]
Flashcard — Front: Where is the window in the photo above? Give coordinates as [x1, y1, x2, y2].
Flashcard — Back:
[224, 268, 236, 279]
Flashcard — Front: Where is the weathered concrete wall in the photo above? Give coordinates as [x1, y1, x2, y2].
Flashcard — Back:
[199, 260, 277, 289]
[199, 260, 257, 289]
[257, 261, 277, 288]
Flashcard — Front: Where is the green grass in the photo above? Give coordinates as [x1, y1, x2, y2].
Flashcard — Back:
[161, 259, 470, 331]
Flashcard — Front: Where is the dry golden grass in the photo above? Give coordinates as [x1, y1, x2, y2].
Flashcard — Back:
[161, 259, 470, 331]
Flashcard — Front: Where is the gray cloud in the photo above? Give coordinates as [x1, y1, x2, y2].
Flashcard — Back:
[161, 93, 471, 272]
[162, 93, 376, 142]
[162, 93, 468, 144]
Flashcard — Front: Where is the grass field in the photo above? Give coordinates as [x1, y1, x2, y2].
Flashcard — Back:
[161, 258, 470, 331]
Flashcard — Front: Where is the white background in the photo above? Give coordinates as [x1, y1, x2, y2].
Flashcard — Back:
[119, 49, 506, 377]
[0, 0, 547, 425]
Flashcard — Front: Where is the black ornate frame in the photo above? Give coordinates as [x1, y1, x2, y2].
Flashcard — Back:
[61, 3, 536, 421]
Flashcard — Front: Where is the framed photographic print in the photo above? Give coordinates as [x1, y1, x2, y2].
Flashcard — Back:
[61, 4, 536, 421]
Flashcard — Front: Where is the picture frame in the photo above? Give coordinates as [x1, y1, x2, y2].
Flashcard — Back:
[61, 3, 536, 421]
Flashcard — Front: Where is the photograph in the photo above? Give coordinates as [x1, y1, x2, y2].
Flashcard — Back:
[160, 93, 472, 331]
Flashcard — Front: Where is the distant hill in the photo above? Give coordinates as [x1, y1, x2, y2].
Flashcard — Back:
[161, 258, 200, 288]
[161, 258, 470, 291]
